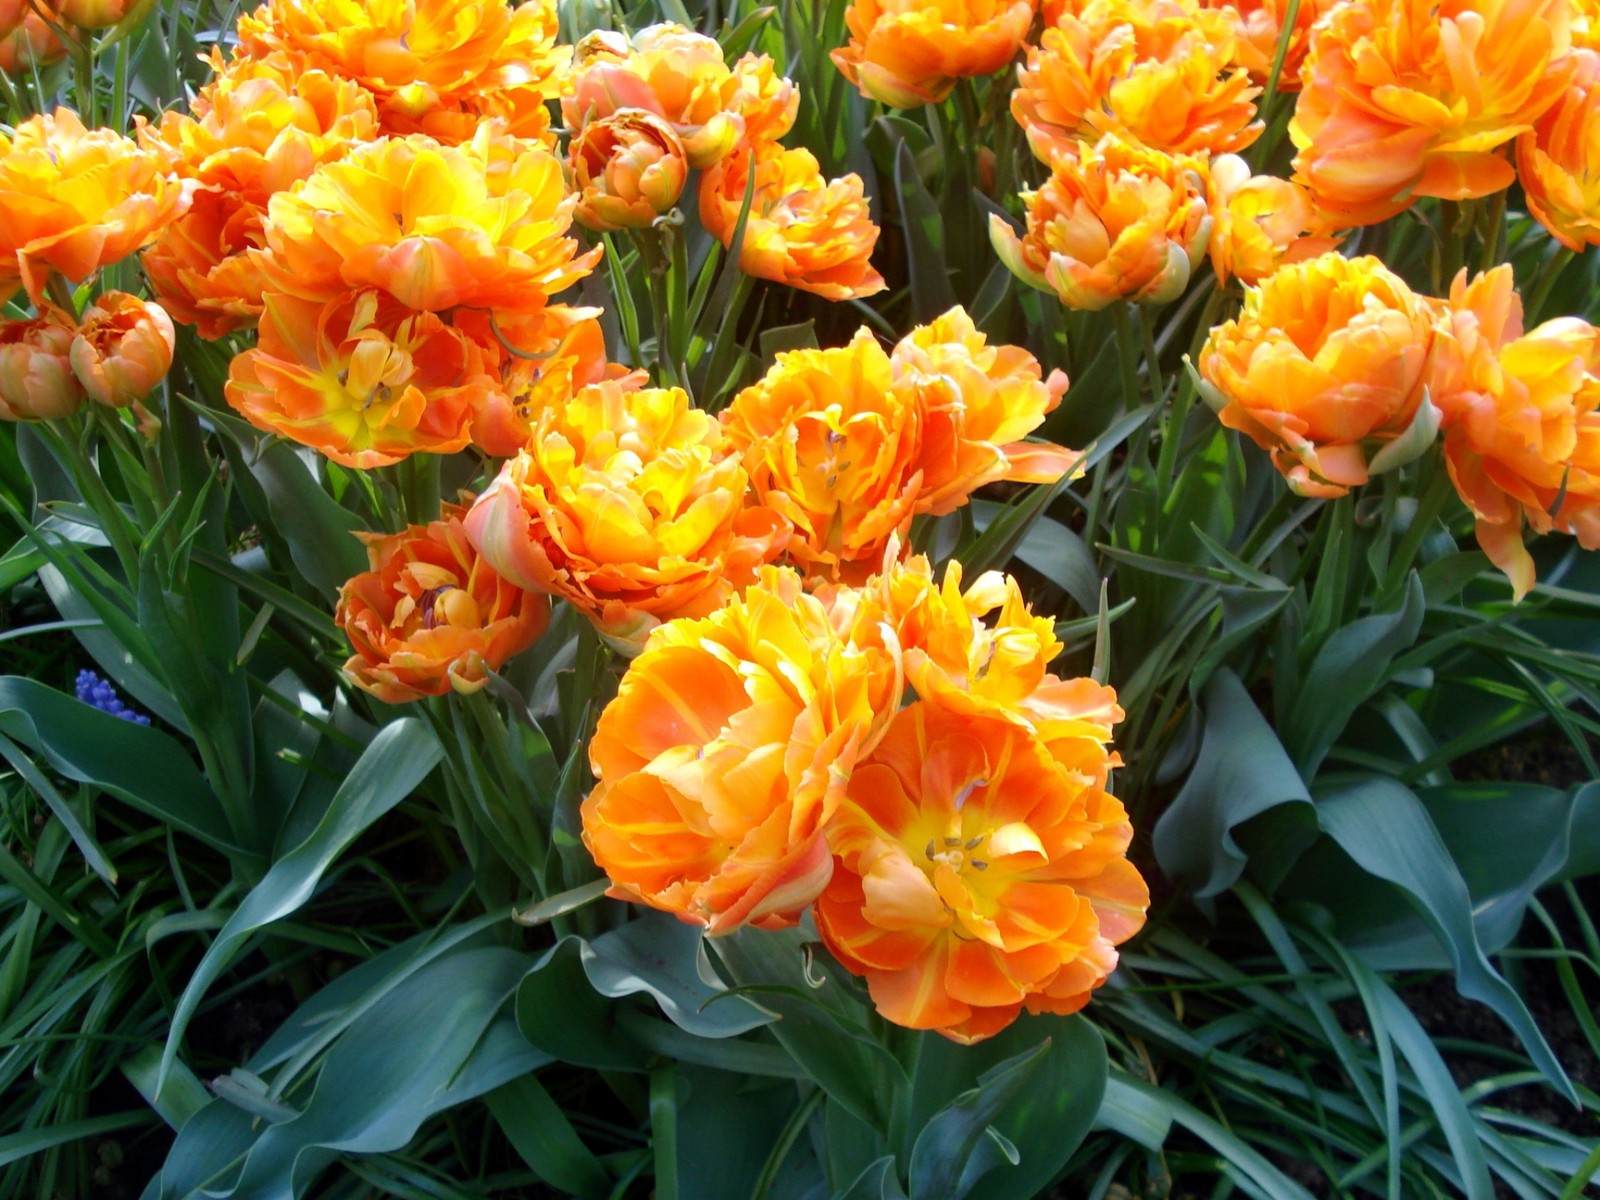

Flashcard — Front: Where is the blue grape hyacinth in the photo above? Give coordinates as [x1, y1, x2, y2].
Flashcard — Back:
[74, 670, 151, 725]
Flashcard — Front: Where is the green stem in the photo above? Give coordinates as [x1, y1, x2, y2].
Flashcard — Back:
[42, 417, 140, 582]
[394, 452, 440, 527]
[1526, 245, 1577, 325]
[1381, 455, 1454, 599]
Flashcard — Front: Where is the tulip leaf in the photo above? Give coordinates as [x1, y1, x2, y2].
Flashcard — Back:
[517, 913, 771, 1070]
[1313, 774, 1575, 1102]
[154, 947, 542, 1200]
[714, 927, 902, 1130]
[892, 140, 957, 322]
[1282, 573, 1426, 777]
[158, 717, 442, 1089]
[971, 503, 1099, 616]
[0, 675, 237, 855]
[907, 1040, 1046, 1200]
[1152, 668, 1318, 898]
[834, 1157, 911, 1200]
[487, 1074, 612, 1199]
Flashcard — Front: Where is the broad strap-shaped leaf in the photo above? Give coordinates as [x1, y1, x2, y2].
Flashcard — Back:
[1152, 669, 1317, 898]
[158, 718, 442, 1088]
[907, 1041, 1047, 1200]
[0, 675, 238, 855]
[1315, 775, 1575, 1102]
[1282, 573, 1426, 776]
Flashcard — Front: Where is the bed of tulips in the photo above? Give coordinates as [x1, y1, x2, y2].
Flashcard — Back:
[0, 0, 1598, 1196]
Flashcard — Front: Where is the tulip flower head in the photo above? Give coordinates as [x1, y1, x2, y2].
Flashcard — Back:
[833, 0, 1038, 109]
[0, 310, 84, 421]
[336, 504, 551, 704]
[1428, 266, 1600, 598]
[583, 565, 903, 934]
[0, 109, 188, 306]
[562, 23, 743, 168]
[1206, 153, 1339, 286]
[1197, 253, 1439, 497]
[1013, 0, 1261, 165]
[570, 109, 689, 232]
[465, 380, 789, 649]
[814, 700, 1146, 1043]
[700, 145, 886, 301]
[990, 134, 1211, 310]
[1291, 0, 1578, 226]
[69, 292, 175, 409]
[1518, 48, 1600, 252]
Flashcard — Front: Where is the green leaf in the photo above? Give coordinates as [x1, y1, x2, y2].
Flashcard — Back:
[122, 1045, 212, 1132]
[908, 1041, 1046, 1200]
[1095, 1076, 1173, 1151]
[1314, 775, 1575, 1102]
[159, 717, 442, 1088]
[1282, 573, 1426, 777]
[759, 321, 820, 361]
[835, 1158, 911, 1200]
[0, 675, 238, 855]
[713, 927, 901, 1130]
[970, 504, 1099, 616]
[0, 1111, 154, 1170]
[892, 140, 956, 321]
[487, 1074, 611, 1199]
[1152, 669, 1318, 898]
[195, 948, 542, 1200]
[1100, 1077, 1317, 1200]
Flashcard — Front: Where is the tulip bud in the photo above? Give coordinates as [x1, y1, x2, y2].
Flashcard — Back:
[571, 109, 688, 232]
[69, 292, 175, 409]
[56, 0, 150, 30]
[0, 312, 85, 421]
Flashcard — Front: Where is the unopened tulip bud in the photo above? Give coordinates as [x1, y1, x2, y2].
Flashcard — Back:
[0, 312, 85, 420]
[571, 109, 688, 232]
[69, 292, 175, 409]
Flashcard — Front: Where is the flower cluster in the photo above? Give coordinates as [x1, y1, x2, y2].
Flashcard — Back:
[1196, 252, 1600, 598]
[0, 111, 182, 423]
[583, 552, 1148, 1044]
[989, 0, 1331, 306]
[75, 670, 151, 725]
[564, 23, 884, 300]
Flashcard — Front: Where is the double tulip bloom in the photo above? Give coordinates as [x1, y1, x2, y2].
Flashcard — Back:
[336, 505, 551, 704]
[583, 551, 1149, 1043]
[723, 309, 1076, 580]
[465, 381, 789, 649]
[1290, 0, 1577, 226]
[1427, 267, 1600, 598]
[1197, 253, 1438, 497]
[832, 0, 1037, 109]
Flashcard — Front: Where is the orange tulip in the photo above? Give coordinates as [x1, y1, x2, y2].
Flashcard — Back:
[463, 380, 789, 648]
[0, 0, 70, 73]
[1013, 0, 1261, 165]
[890, 307, 1080, 513]
[814, 701, 1147, 1043]
[1518, 48, 1600, 251]
[989, 134, 1211, 310]
[69, 292, 174, 409]
[253, 122, 600, 314]
[699, 145, 886, 300]
[730, 52, 800, 151]
[0, 109, 188, 306]
[233, 0, 564, 142]
[828, 551, 1126, 781]
[1201, 0, 1331, 88]
[139, 54, 379, 337]
[570, 109, 689, 232]
[1197, 253, 1438, 497]
[562, 23, 742, 168]
[0, 310, 84, 421]
[453, 304, 627, 458]
[722, 330, 920, 581]
[832, 0, 1037, 108]
[1206, 153, 1338, 286]
[57, 0, 144, 28]
[1428, 266, 1600, 598]
[582, 565, 902, 933]
[336, 504, 550, 704]
[1291, 0, 1577, 226]
[224, 290, 497, 467]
